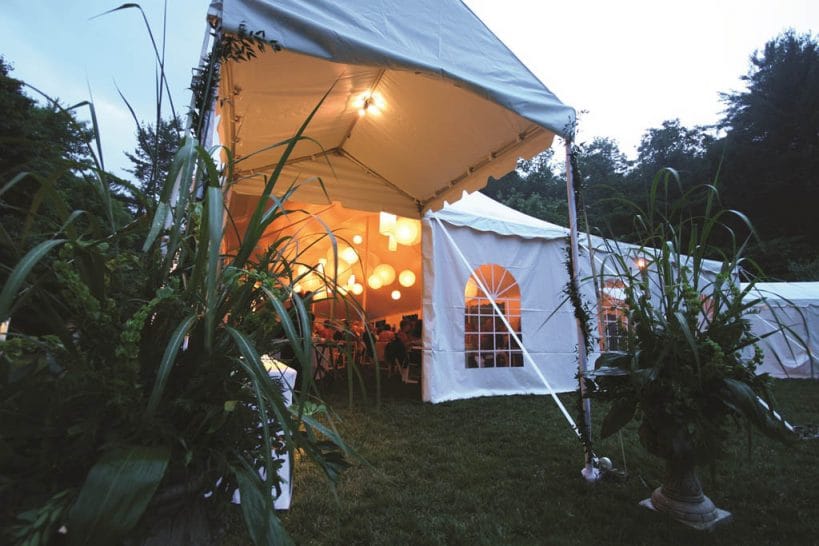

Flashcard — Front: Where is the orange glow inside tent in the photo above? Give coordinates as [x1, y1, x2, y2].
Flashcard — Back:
[225, 194, 423, 322]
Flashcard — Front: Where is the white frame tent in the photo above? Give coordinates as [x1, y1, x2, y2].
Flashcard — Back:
[203, 0, 598, 472]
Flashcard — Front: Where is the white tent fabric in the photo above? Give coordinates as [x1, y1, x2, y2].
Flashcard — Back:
[208, 0, 575, 217]
[742, 282, 819, 379]
[422, 192, 600, 403]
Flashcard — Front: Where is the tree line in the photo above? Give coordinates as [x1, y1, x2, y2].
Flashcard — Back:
[2, 30, 816, 281]
[482, 31, 819, 280]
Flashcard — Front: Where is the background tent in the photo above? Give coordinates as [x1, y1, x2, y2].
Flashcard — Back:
[206, 0, 575, 218]
[742, 282, 819, 379]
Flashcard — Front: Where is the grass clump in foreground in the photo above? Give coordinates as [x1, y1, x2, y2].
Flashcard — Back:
[218, 378, 819, 545]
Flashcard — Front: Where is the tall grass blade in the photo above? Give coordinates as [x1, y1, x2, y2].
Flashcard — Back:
[0, 239, 66, 323]
[146, 314, 196, 416]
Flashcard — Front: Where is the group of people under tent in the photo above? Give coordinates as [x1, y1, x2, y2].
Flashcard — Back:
[308, 316, 422, 373]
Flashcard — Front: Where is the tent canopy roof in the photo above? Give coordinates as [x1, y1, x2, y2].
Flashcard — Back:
[210, 0, 575, 217]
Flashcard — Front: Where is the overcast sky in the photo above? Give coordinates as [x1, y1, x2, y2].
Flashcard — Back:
[2, 1, 817, 175]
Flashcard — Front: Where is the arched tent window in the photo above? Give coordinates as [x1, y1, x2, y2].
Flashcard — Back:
[464, 264, 523, 368]
[601, 279, 628, 351]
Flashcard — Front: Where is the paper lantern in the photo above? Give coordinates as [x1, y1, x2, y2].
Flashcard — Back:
[302, 276, 321, 293]
[464, 279, 479, 298]
[352, 283, 364, 295]
[395, 218, 420, 245]
[368, 275, 383, 290]
[398, 269, 416, 287]
[379, 211, 396, 235]
[341, 246, 358, 264]
[391, 290, 401, 300]
[374, 264, 396, 285]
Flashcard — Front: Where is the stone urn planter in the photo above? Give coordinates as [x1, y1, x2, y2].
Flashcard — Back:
[639, 457, 732, 530]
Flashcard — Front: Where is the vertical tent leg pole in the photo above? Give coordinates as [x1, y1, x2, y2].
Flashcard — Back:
[564, 140, 598, 481]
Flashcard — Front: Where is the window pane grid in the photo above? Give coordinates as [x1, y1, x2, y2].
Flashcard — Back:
[464, 264, 523, 369]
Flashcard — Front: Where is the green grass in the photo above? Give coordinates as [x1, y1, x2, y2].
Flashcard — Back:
[219, 378, 819, 545]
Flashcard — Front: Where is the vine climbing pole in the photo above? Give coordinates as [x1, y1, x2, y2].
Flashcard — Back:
[564, 140, 599, 482]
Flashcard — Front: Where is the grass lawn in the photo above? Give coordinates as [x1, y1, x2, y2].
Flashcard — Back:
[220, 377, 819, 545]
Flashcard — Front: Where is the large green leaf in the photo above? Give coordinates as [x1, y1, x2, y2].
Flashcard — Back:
[600, 398, 638, 439]
[0, 238, 66, 323]
[146, 314, 197, 416]
[720, 378, 796, 443]
[67, 445, 169, 546]
[204, 186, 224, 350]
[231, 460, 293, 546]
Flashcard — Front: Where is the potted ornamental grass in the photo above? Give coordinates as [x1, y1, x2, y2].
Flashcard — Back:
[0, 18, 354, 545]
[588, 170, 797, 529]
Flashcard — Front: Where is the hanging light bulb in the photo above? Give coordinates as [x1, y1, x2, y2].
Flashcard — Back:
[391, 290, 401, 300]
[352, 283, 364, 295]
[398, 270, 416, 287]
[635, 257, 648, 271]
[388, 234, 398, 252]
[347, 274, 356, 288]
[352, 234, 363, 245]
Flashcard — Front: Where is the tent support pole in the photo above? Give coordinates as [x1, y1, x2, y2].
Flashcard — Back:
[564, 140, 598, 482]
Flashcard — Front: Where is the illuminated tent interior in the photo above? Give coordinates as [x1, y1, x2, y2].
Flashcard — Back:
[225, 193, 424, 323]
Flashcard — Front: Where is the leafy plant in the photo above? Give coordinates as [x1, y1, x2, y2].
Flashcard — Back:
[587, 169, 796, 466]
[0, 15, 351, 546]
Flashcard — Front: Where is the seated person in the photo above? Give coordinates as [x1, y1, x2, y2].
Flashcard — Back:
[377, 325, 395, 342]
[397, 319, 417, 346]
[385, 319, 416, 369]
[315, 320, 335, 340]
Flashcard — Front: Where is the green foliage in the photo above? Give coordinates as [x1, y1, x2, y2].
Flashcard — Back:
[482, 149, 569, 225]
[485, 32, 819, 280]
[124, 115, 183, 212]
[66, 446, 170, 546]
[1, 38, 348, 546]
[718, 30, 819, 278]
[588, 171, 796, 467]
